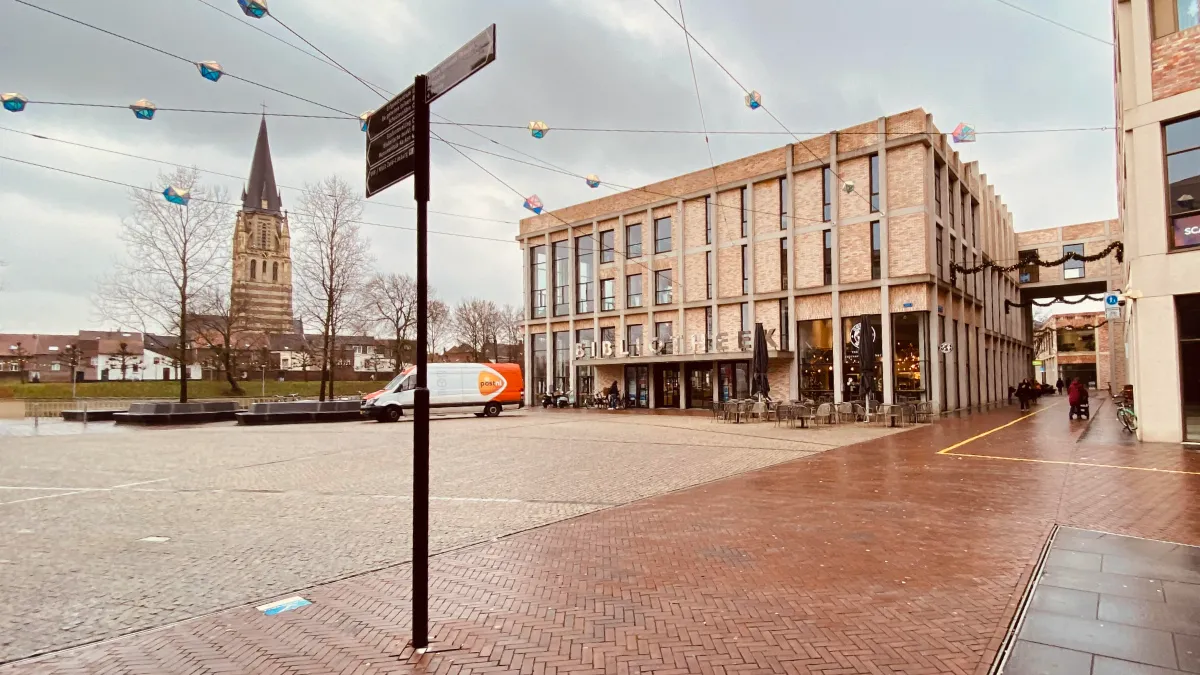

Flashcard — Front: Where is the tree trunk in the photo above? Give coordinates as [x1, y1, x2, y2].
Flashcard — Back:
[179, 298, 189, 403]
[223, 349, 244, 394]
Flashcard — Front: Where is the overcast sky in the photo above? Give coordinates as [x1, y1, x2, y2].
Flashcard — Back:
[0, 0, 1116, 334]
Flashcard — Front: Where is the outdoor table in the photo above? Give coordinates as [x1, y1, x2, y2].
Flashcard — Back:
[877, 404, 904, 427]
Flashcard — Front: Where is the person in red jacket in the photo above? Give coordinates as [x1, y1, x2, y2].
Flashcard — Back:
[1068, 378, 1089, 419]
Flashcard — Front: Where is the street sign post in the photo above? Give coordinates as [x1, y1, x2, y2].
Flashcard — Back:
[363, 24, 495, 653]
[1104, 291, 1121, 320]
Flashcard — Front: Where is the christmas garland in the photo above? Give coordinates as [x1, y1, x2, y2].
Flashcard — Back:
[1004, 294, 1108, 313]
[950, 241, 1123, 283]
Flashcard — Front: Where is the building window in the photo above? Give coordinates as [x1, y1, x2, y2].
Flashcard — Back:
[258, 223, 269, 249]
[780, 238, 789, 289]
[972, 202, 979, 247]
[1166, 115, 1200, 249]
[599, 230, 615, 263]
[626, 273, 643, 308]
[779, 299, 790, 351]
[948, 180, 957, 229]
[654, 216, 672, 254]
[553, 240, 569, 316]
[654, 321, 673, 355]
[869, 154, 880, 212]
[655, 269, 672, 305]
[1063, 243, 1085, 279]
[950, 237, 957, 281]
[823, 230, 833, 285]
[704, 306, 713, 343]
[600, 278, 615, 311]
[740, 302, 751, 333]
[576, 235, 594, 313]
[740, 186, 749, 237]
[626, 324, 643, 357]
[1057, 327, 1097, 352]
[934, 163, 943, 217]
[553, 331, 570, 394]
[936, 225, 944, 279]
[706, 250, 714, 299]
[823, 167, 833, 222]
[779, 177, 788, 230]
[870, 221, 881, 280]
[798, 319, 834, 396]
[705, 196, 713, 245]
[1153, 0, 1200, 38]
[531, 333, 547, 396]
[600, 326, 615, 350]
[741, 244, 750, 294]
[272, 261, 279, 282]
[626, 223, 642, 258]
[250, 259, 257, 280]
[530, 245, 547, 319]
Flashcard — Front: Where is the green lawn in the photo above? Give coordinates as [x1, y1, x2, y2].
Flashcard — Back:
[0, 380, 384, 400]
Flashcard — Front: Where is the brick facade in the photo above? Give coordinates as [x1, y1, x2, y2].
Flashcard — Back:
[1152, 25, 1200, 100]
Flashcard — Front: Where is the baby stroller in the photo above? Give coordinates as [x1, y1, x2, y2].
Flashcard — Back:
[1069, 401, 1090, 420]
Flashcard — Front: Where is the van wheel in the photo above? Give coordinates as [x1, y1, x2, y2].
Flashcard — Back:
[379, 406, 402, 423]
[484, 403, 502, 417]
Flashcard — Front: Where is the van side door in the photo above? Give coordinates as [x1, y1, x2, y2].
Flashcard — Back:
[430, 368, 463, 407]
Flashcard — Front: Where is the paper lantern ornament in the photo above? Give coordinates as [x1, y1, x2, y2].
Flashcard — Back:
[163, 186, 191, 206]
[841, 180, 855, 194]
[197, 61, 224, 82]
[952, 122, 976, 143]
[1, 93, 28, 113]
[529, 121, 549, 139]
[585, 174, 601, 189]
[237, 0, 268, 18]
[745, 91, 762, 110]
[130, 99, 157, 120]
[359, 110, 374, 132]
[523, 195, 544, 214]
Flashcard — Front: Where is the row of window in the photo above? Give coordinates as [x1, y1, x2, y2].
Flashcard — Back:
[248, 259, 280, 282]
[933, 162, 980, 248]
[1017, 244, 1087, 283]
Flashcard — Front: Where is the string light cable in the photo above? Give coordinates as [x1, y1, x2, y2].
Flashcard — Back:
[985, 0, 1113, 46]
[0, 153, 515, 244]
[0, 125, 517, 225]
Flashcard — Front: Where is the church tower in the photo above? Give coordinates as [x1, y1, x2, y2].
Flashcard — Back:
[231, 117, 295, 334]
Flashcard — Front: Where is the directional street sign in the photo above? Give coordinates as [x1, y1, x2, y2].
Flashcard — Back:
[427, 24, 496, 104]
[365, 84, 417, 198]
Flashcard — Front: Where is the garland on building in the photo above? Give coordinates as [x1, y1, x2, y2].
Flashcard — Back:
[949, 241, 1124, 283]
[1004, 294, 1108, 313]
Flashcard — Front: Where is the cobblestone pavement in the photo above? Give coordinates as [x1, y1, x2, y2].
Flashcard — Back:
[0, 411, 900, 664]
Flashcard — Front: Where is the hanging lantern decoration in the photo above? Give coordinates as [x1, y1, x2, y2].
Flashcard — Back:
[528, 120, 549, 139]
[952, 122, 976, 143]
[745, 90, 762, 110]
[841, 180, 855, 194]
[585, 174, 601, 189]
[197, 61, 224, 82]
[359, 110, 374, 132]
[237, 0, 268, 18]
[129, 99, 157, 120]
[523, 194, 544, 214]
[1, 93, 28, 113]
[163, 185, 191, 206]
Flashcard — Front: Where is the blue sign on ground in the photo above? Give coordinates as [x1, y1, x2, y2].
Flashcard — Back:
[257, 596, 312, 616]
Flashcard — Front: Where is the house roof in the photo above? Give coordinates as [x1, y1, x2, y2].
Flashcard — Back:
[0, 334, 80, 356]
[241, 117, 282, 214]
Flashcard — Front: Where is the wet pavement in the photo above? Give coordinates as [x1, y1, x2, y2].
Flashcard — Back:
[5, 397, 1200, 674]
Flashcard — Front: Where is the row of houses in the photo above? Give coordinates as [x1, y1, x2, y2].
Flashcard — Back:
[0, 330, 522, 384]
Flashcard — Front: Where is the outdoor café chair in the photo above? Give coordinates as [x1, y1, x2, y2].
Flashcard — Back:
[815, 402, 835, 425]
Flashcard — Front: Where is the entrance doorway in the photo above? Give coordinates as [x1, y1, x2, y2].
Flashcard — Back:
[1178, 294, 1200, 442]
[624, 365, 649, 408]
[718, 361, 749, 401]
[657, 365, 680, 408]
[686, 364, 713, 408]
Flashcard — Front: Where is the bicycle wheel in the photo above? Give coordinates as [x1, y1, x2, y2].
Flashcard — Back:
[1118, 408, 1137, 433]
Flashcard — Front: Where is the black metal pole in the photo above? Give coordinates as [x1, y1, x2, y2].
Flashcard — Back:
[412, 73, 431, 651]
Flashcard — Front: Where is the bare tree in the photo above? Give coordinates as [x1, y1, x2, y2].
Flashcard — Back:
[452, 298, 503, 361]
[56, 342, 84, 398]
[107, 341, 136, 380]
[426, 298, 452, 357]
[499, 303, 524, 362]
[192, 286, 257, 395]
[96, 168, 231, 402]
[293, 341, 317, 381]
[364, 272, 417, 375]
[9, 341, 30, 384]
[293, 176, 371, 401]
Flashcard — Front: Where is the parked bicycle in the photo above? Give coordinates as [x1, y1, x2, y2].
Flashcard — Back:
[1114, 393, 1137, 433]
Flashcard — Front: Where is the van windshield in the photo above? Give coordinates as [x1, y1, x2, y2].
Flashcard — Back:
[385, 373, 405, 390]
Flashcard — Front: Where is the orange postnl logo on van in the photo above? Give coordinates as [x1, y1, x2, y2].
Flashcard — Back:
[478, 370, 505, 396]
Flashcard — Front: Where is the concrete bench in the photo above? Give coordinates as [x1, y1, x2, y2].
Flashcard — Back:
[236, 400, 363, 425]
[61, 409, 121, 422]
[114, 401, 241, 425]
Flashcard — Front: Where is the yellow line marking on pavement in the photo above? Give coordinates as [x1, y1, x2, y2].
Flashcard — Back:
[937, 402, 1200, 475]
[936, 404, 1058, 455]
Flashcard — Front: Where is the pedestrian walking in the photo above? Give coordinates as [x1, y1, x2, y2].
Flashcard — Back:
[1016, 379, 1032, 412]
[1068, 378, 1090, 419]
[607, 380, 619, 410]
[1056, 377, 1065, 396]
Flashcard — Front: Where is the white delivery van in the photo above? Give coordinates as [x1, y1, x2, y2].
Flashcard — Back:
[360, 362, 524, 422]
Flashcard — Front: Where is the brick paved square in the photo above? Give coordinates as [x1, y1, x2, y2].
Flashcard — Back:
[0, 412, 899, 663]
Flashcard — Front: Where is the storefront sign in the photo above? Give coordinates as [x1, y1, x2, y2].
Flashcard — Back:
[1173, 214, 1200, 249]
[575, 329, 777, 360]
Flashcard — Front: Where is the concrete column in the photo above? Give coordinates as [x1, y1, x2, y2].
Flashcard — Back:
[877, 119, 894, 404]
[930, 287, 943, 412]
[745, 181, 755, 325]
[522, 237, 532, 406]
[568, 228, 576, 399]
[830, 132, 844, 405]
[786, 144, 799, 401]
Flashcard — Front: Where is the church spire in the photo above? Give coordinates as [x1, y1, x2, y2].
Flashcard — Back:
[242, 116, 282, 213]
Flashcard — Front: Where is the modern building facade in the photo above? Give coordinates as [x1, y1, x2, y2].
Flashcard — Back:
[1033, 312, 1116, 390]
[517, 109, 1033, 412]
[1113, 0, 1200, 442]
[231, 117, 295, 334]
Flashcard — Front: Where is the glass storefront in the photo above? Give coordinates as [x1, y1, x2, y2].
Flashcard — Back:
[798, 319, 834, 399]
[686, 363, 713, 408]
[893, 312, 928, 402]
[1177, 294, 1200, 441]
[576, 328, 594, 400]
[718, 361, 750, 401]
[657, 365, 680, 408]
[1057, 328, 1097, 352]
[531, 333, 547, 396]
[842, 316, 882, 402]
[625, 365, 649, 408]
[553, 331, 570, 394]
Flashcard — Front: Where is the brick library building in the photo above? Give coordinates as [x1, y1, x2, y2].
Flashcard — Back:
[517, 109, 1034, 412]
